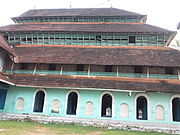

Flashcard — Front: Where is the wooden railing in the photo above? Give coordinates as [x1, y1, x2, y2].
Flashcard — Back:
[3, 70, 179, 80]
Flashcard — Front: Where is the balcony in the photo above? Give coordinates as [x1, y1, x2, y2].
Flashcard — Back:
[3, 70, 179, 80]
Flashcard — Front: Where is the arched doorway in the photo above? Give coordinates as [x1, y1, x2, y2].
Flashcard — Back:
[172, 97, 180, 122]
[101, 94, 112, 117]
[33, 91, 45, 112]
[0, 89, 7, 110]
[136, 96, 147, 120]
[66, 92, 78, 115]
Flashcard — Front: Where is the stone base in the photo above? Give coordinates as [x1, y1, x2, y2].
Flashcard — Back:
[0, 113, 180, 134]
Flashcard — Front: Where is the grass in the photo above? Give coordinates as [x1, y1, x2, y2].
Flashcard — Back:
[0, 120, 173, 135]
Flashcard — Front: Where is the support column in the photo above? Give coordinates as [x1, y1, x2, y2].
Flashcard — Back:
[33, 64, 37, 75]
[116, 66, 119, 77]
[147, 67, 149, 78]
[31, 33, 33, 44]
[60, 65, 63, 75]
[88, 64, 90, 76]
[25, 33, 27, 45]
[10, 62, 14, 73]
[178, 68, 180, 80]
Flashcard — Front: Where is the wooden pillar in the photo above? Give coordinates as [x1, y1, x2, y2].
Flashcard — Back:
[116, 66, 119, 77]
[33, 64, 37, 75]
[20, 34, 22, 44]
[11, 62, 14, 73]
[31, 33, 33, 44]
[178, 68, 180, 80]
[147, 66, 149, 78]
[88, 64, 90, 76]
[42, 33, 45, 44]
[25, 33, 27, 45]
[60, 65, 63, 75]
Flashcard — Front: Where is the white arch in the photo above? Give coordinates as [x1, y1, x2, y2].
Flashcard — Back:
[170, 94, 180, 122]
[31, 88, 47, 113]
[99, 91, 114, 118]
[134, 93, 150, 120]
[65, 90, 80, 115]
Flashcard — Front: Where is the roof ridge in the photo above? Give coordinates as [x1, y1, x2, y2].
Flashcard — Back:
[16, 8, 144, 18]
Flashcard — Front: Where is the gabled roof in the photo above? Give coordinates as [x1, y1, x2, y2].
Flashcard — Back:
[0, 35, 15, 55]
[0, 73, 14, 85]
[14, 46, 180, 67]
[6, 74, 180, 93]
[15, 8, 144, 17]
[0, 23, 175, 33]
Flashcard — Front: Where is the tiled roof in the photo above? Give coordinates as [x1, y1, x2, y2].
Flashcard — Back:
[0, 35, 15, 55]
[0, 73, 14, 85]
[16, 8, 144, 17]
[6, 74, 180, 93]
[0, 23, 174, 33]
[14, 46, 180, 67]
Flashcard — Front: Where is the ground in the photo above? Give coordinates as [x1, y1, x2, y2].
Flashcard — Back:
[0, 120, 174, 135]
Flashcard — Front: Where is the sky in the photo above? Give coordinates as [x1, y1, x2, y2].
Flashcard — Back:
[0, 0, 179, 32]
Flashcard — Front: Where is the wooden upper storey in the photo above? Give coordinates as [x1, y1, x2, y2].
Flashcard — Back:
[12, 8, 147, 24]
[0, 8, 176, 47]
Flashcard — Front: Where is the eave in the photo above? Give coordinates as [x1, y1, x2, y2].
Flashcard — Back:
[5, 73, 180, 93]
[13, 45, 180, 67]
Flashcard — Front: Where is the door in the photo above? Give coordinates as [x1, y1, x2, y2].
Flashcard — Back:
[0, 89, 7, 110]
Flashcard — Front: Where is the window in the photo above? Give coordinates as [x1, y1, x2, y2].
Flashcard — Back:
[105, 65, 112, 72]
[48, 64, 56, 70]
[129, 36, 136, 43]
[135, 66, 143, 73]
[172, 97, 180, 122]
[165, 67, 173, 75]
[66, 92, 78, 115]
[101, 94, 112, 117]
[21, 63, 28, 70]
[77, 64, 84, 71]
[33, 91, 45, 113]
[136, 96, 148, 120]
[74, 18, 78, 22]
[0, 89, 7, 110]
[96, 36, 102, 42]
